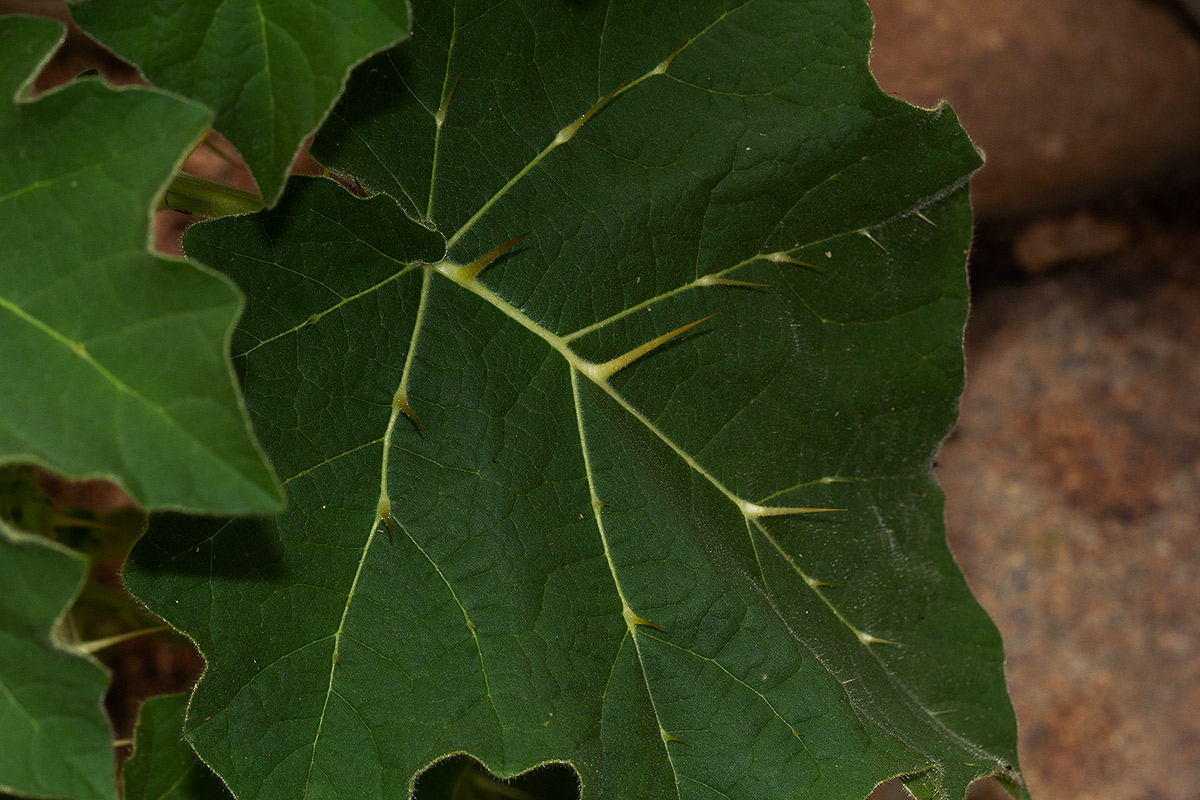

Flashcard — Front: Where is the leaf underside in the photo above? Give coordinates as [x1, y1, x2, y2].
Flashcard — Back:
[126, 1, 1023, 799]
[71, 0, 414, 205]
[0, 15, 283, 515]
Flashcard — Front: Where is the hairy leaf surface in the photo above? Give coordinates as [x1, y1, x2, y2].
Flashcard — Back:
[0, 521, 113, 800]
[71, 0, 413, 204]
[127, 1, 1023, 798]
[0, 15, 282, 514]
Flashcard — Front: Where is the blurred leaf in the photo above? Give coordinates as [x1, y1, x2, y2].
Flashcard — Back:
[72, 0, 414, 205]
[0, 15, 283, 515]
[0, 520, 113, 800]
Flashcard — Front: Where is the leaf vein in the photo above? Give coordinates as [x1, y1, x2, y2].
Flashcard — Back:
[570, 366, 682, 795]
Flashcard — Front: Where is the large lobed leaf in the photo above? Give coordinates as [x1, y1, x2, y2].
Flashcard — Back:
[127, 1, 1024, 798]
[0, 15, 282, 514]
[0, 521, 113, 800]
[71, 0, 414, 205]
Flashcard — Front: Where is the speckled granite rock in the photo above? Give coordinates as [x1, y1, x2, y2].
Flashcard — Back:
[868, 0, 1200, 219]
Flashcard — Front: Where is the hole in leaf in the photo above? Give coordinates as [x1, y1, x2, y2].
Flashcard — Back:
[413, 754, 580, 800]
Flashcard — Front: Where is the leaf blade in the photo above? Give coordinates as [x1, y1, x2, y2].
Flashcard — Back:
[126, 2, 1023, 798]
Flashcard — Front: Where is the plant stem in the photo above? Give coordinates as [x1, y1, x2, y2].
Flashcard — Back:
[50, 512, 129, 535]
[77, 625, 168, 654]
[161, 173, 263, 218]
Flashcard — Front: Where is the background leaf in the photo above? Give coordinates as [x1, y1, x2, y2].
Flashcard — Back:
[0, 521, 113, 800]
[123, 693, 234, 800]
[0, 15, 282, 515]
[411, 754, 581, 800]
[127, 1, 1022, 798]
[71, 0, 414, 205]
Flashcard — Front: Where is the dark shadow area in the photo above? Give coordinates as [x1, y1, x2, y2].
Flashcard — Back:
[129, 512, 288, 580]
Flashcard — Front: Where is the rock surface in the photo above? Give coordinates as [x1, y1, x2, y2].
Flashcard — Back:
[1012, 213, 1133, 275]
[868, 0, 1200, 219]
[936, 207, 1200, 799]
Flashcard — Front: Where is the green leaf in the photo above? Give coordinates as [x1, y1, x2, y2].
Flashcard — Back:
[0, 15, 283, 515]
[123, 693, 234, 800]
[70, 0, 414, 205]
[127, 2, 1024, 799]
[0, 520, 114, 800]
